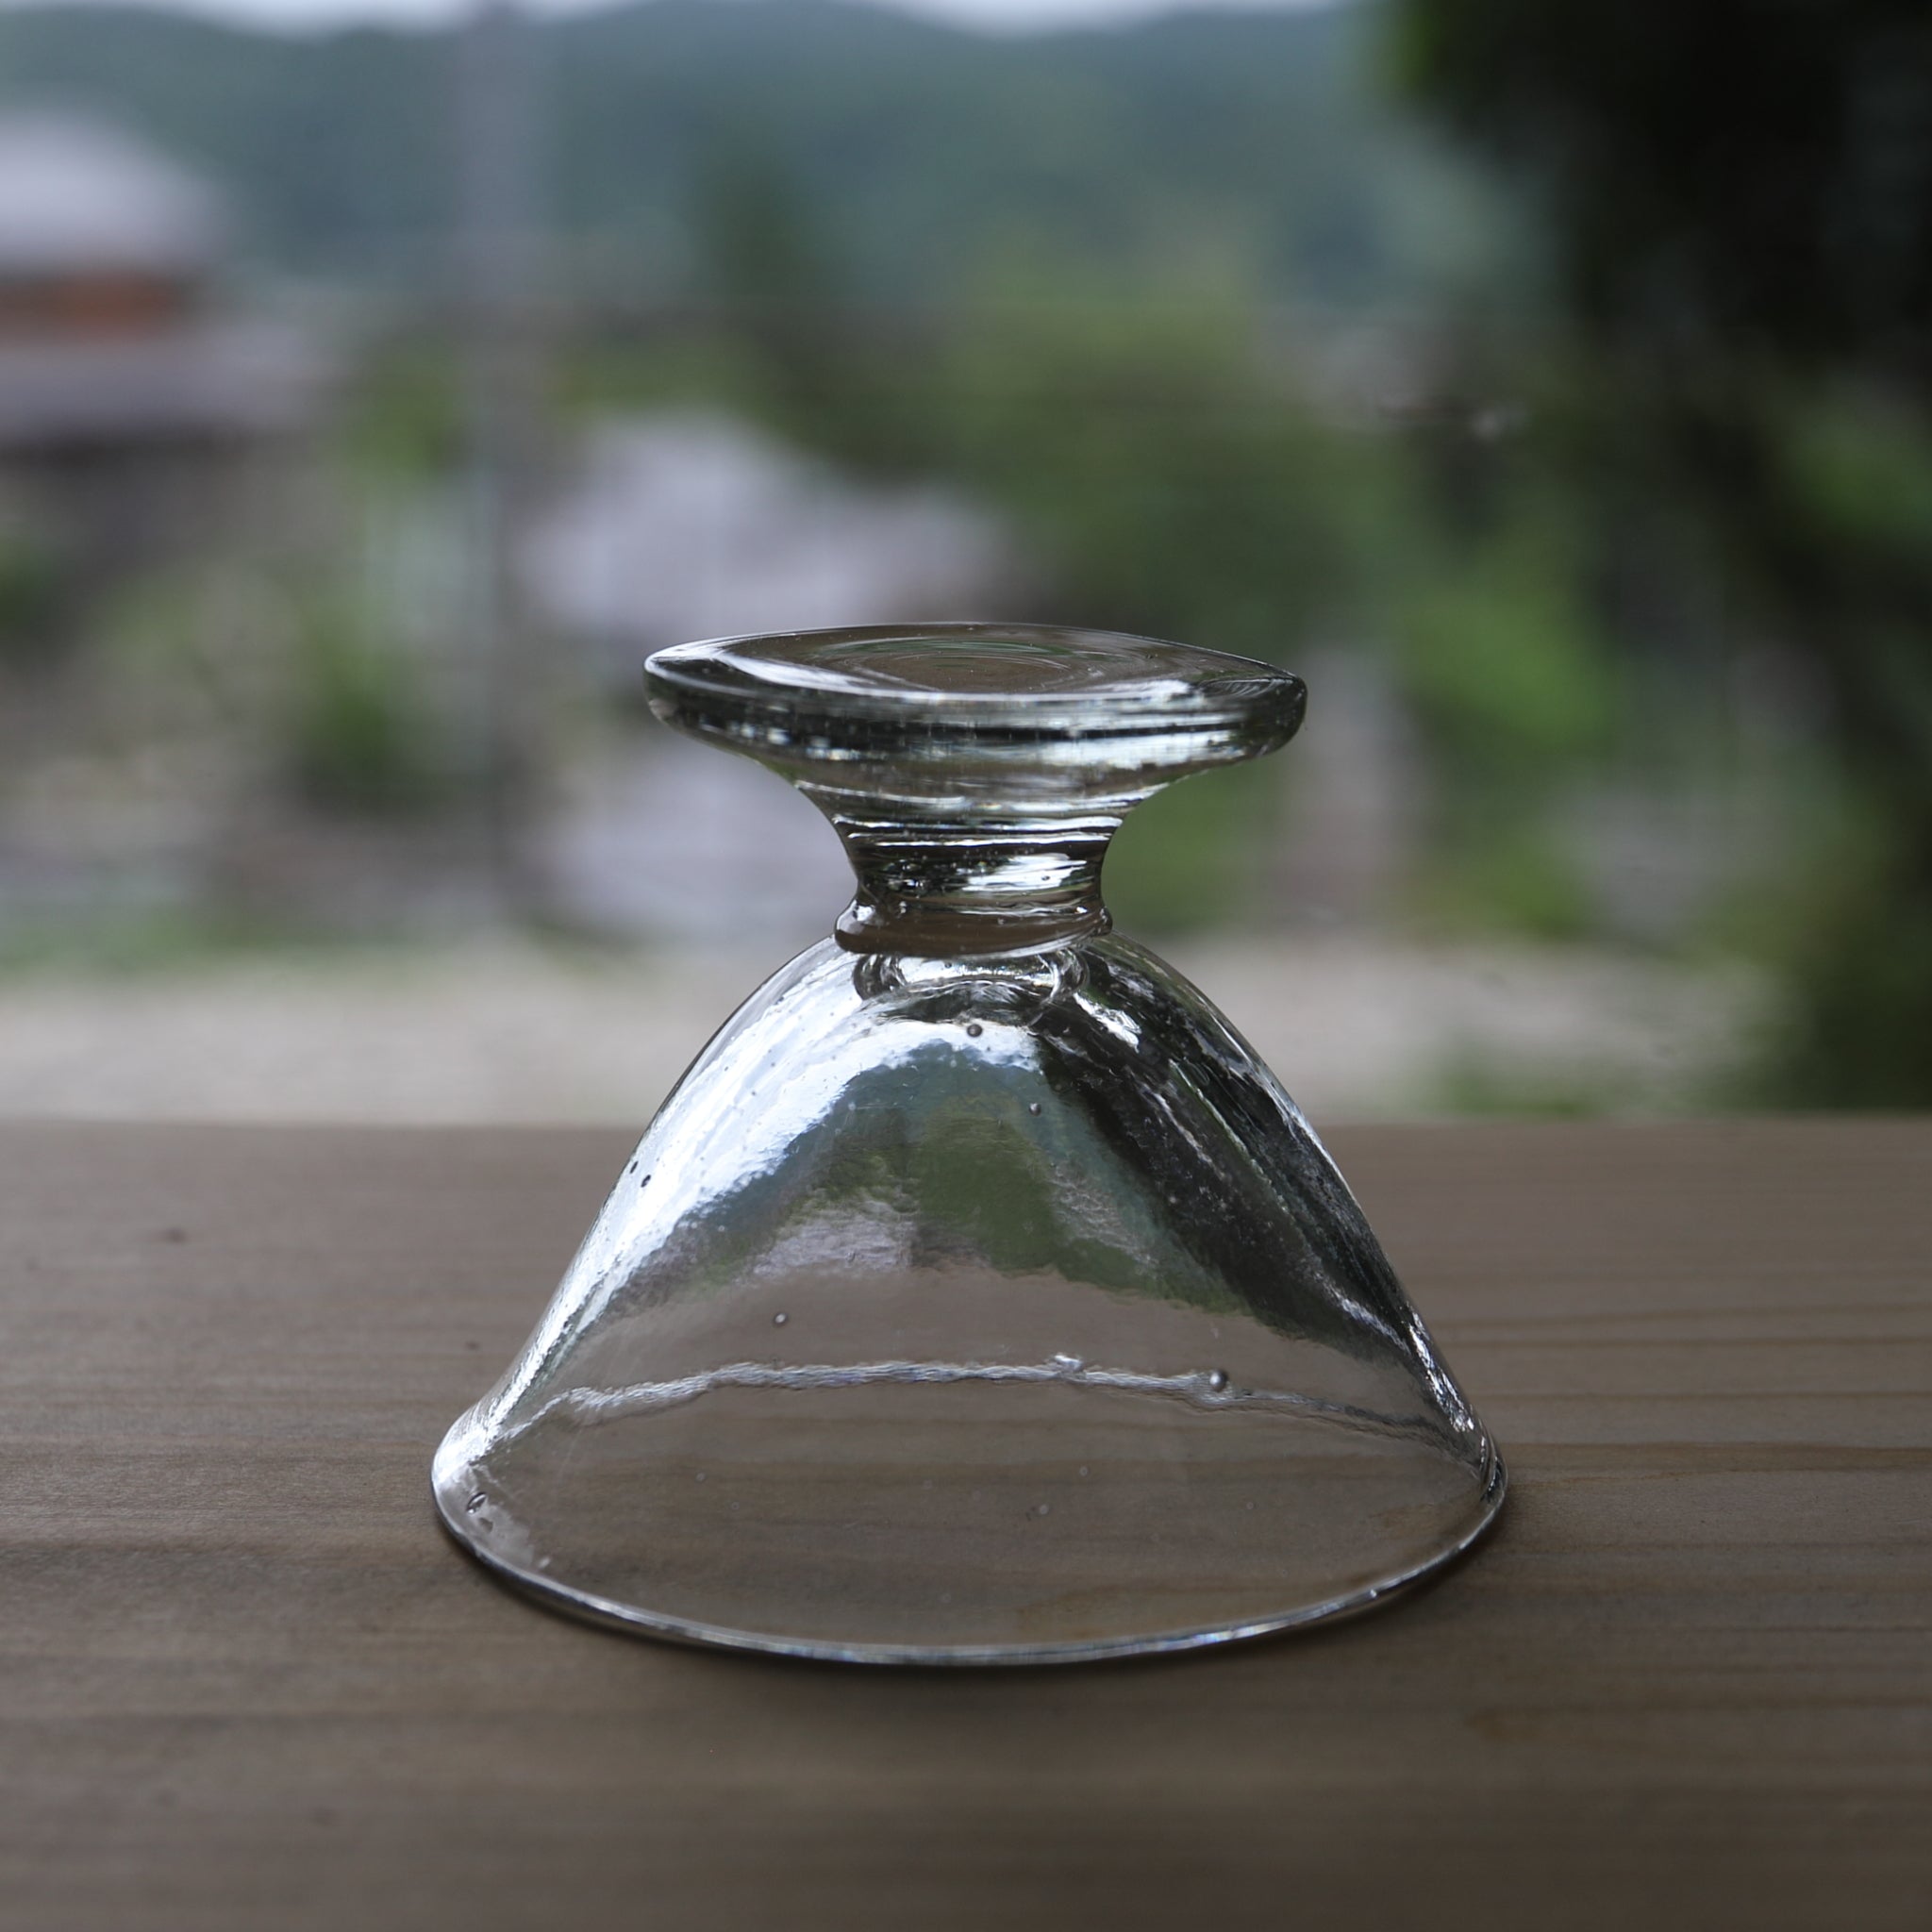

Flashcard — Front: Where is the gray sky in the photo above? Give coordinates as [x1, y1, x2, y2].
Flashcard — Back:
[5, 0, 1338, 37]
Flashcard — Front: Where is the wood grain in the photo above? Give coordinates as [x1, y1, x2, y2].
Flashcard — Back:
[0, 1118, 1926, 1931]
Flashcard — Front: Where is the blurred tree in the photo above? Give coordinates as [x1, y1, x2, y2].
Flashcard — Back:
[285, 593, 449, 820]
[1397, 0, 1932, 1101]
[693, 142, 845, 430]
[930, 296, 1370, 657]
[0, 525, 70, 672]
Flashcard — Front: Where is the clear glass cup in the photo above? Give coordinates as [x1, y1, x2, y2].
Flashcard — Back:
[434, 624, 1505, 1663]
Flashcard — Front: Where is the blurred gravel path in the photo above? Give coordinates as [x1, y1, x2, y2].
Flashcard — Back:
[0, 935, 1765, 1125]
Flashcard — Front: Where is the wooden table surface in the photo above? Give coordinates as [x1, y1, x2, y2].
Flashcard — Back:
[3, 1118, 1927, 1931]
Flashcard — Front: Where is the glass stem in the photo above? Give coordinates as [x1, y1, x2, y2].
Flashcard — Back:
[808, 796, 1123, 957]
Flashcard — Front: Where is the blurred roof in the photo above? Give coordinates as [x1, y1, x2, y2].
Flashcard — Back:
[0, 113, 225, 279]
[0, 321, 327, 450]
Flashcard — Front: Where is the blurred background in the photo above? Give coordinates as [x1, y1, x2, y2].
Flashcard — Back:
[0, 0, 1926, 1124]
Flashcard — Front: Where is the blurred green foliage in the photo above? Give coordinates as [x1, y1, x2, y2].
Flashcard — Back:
[1395, 518, 1614, 778]
[0, 525, 69, 669]
[1106, 762, 1275, 937]
[1398, 0, 1932, 1103]
[924, 297, 1374, 658]
[284, 594, 449, 819]
[340, 344, 467, 482]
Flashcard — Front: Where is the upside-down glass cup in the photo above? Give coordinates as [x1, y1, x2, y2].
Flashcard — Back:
[434, 624, 1505, 1663]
